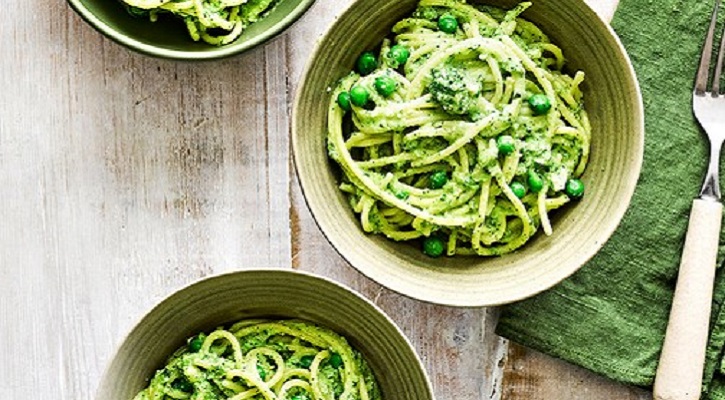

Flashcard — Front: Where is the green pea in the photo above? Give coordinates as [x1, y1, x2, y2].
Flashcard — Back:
[565, 178, 585, 198]
[329, 353, 343, 368]
[356, 51, 378, 76]
[374, 76, 397, 97]
[349, 85, 370, 107]
[423, 237, 445, 257]
[300, 355, 315, 368]
[257, 365, 267, 381]
[337, 92, 352, 112]
[389, 45, 410, 67]
[172, 379, 193, 393]
[510, 182, 527, 199]
[438, 13, 459, 34]
[528, 171, 544, 193]
[497, 135, 515, 155]
[429, 171, 448, 189]
[188, 334, 205, 352]
[528, 93, 551, 115]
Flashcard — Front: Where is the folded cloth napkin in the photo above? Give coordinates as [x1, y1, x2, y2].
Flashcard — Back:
[496, 1, 725, 398]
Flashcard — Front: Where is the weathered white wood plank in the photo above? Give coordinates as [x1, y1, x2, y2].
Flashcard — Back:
[502, 343, 651, 400]
[1, 2, 291, 399]
[0, 1, 642, 400]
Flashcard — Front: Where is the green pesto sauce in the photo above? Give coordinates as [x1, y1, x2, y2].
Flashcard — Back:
[121, 0, 280, 45]
[328, 0, 590, 256]
[134, 320, 382, 400]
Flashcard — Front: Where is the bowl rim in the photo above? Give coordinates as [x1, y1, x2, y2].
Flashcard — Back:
[291, 0, 645, 307]
[95, 268, 434, 399]
[66, 0, 316, 60]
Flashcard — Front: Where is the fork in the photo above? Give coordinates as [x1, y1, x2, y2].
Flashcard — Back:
[653, 1, 725, 399]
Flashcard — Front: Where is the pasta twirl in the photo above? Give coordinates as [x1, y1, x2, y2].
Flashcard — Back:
[328, 0, 591, 257]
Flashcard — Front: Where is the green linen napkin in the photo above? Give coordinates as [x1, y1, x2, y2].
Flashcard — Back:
[496, 1, 725, 398]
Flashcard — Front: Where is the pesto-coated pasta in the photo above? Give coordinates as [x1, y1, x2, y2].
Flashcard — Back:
[121, 0, 279, 45]
[328, 0, 591, 257]
[134, 319, 381, 400]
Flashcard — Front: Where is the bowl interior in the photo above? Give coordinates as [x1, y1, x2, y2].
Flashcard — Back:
[292, 0, 643, 306]
[68, 0, 314, 59]
[97, 270, 433, 400]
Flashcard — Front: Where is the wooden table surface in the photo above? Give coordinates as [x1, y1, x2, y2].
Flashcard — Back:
[0, 0, 652, 399]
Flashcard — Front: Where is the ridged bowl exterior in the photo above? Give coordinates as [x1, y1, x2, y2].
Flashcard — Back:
[67, 0, 315, 60]
[96, 270, 433, 400]
[292, 0, 644, 306]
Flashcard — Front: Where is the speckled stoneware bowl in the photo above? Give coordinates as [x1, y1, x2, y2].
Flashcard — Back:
[67, 0, 314, 60]
[96, 270, 433, 400]
[292, 0, 644, 306]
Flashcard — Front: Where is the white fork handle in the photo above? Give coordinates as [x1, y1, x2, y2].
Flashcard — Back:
[654, 199, 722, 400]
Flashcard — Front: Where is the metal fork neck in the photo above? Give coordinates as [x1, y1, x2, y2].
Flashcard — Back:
[700, 138, 723, 201]
[700, 176, 721, 201]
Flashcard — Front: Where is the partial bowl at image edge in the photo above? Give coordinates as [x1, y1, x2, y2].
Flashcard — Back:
[66, 0, 315, 60]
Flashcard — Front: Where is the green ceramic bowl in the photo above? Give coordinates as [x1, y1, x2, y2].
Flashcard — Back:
[292, 0, 644, 306]
[96, 269, 433, 400]
[67, 0, 314, 59]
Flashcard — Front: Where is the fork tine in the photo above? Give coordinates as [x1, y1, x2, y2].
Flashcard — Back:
[713, 18, 725, 94]
[696, 0, 722, 94]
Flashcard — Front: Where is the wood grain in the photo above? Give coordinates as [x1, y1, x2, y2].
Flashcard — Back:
[3, 3, 291, 398]
[0, 0, 638, 399]
[502, 344, 651, 400]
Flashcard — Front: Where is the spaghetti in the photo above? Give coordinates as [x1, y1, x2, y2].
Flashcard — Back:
[134, 319, 382, 400]
[328, 0, 591, 257]
[121, 0, 278, 45]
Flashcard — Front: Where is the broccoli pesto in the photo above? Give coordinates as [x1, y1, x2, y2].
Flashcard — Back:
[429, 64, 486, 119]
[327, 0, 591, 257]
